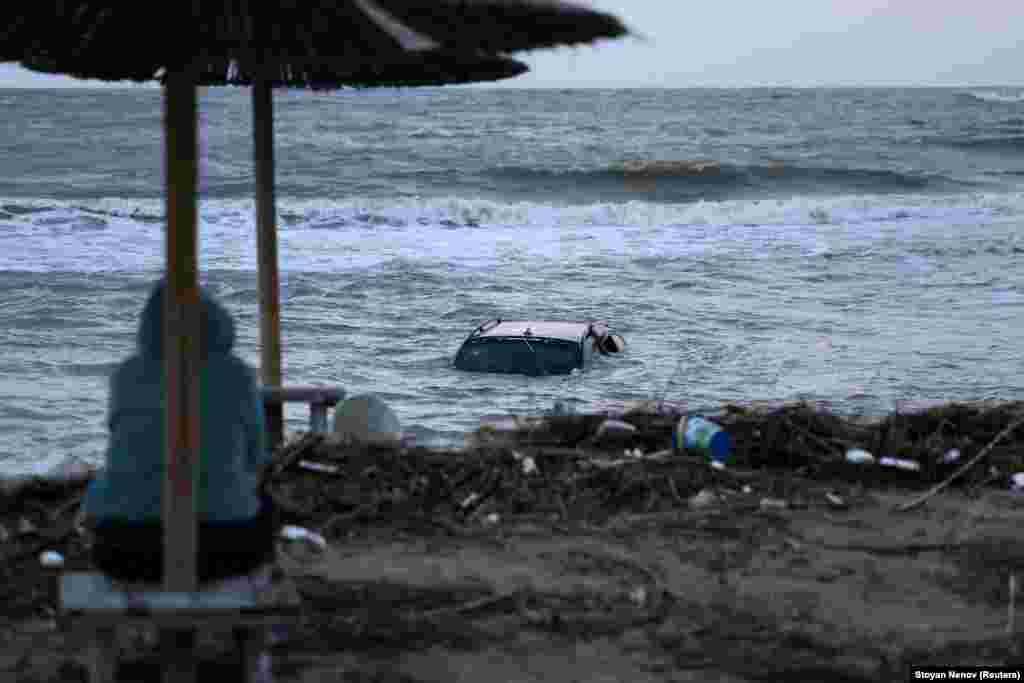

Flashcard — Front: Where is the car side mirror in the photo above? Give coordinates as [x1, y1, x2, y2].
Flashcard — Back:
[598, 334, 625, 354]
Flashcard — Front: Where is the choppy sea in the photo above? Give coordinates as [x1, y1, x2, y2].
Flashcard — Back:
[1, 86, 1023, 475]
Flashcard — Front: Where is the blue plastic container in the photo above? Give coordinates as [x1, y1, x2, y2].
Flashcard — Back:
[673, 416, 732, 464]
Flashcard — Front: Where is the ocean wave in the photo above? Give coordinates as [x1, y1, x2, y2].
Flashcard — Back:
[488, 161, 969, 202]
[924, 135, 1024, 152]
[959, 91, 1024, 104]
[3, 191, 1024, 237]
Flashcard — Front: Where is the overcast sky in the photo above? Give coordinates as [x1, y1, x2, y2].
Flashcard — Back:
[2, 1, 1023, 88]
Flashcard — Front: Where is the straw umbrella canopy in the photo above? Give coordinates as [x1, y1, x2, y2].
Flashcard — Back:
[11, 1, 629, 599]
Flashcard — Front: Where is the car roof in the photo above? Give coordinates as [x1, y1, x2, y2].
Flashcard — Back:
[475, 320, 592, 342]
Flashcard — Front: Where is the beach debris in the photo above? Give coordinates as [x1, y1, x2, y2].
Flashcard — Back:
[1009, 574, 1017, 636]
[674, 416, 732, 465]
[297, 460, 340, 475]
[689, 489, 717, 509]
[39, 551, 64, 568]
[879, 457, 921, 472]
[942, 449, 962, 465]
[17, 517, 37, 537]
[845, 448, 875, 465]
[0, 475, 32, 499]
[825, 492, 847, 509]
[279, 525, 327, 551]
[594, 419, 638, 443]
[511, 451, 539, 475]
[742, 485, 753, 494]
[482, 513, 501, 526]
[759, 498, 788, 512]
[1012, 473, 1024, 492]
[628, 586, 648, 607]
[248, 399, 1024, 528]
[897, 410, 1024, 512]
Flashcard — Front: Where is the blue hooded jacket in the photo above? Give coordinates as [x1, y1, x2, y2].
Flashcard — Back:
[82, 281, 268, 523]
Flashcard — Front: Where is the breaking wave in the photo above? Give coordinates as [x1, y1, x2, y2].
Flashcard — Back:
[959, 90, 1024, 104]
[487, 161, 970, 202]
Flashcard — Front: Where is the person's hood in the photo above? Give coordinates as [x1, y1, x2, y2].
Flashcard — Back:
[137, 281, 236, 359]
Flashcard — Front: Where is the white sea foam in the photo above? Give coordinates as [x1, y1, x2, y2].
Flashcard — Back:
[1, 191, 1023, 273]
[963, 90, 1024, 104]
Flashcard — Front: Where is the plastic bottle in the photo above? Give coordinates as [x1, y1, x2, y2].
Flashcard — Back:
[845, 448, 876, 465]
[673, 416, 732, 465]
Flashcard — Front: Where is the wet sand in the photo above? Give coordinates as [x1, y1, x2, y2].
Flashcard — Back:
[4, 472, 1024, 682]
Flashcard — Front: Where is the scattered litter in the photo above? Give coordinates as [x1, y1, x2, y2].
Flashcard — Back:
[675, 416, 732, 465]
[942, 449, 961, 465]
[742, 485, 753, 494]
[689, 489, 717, 509]
[825, 492, 847, 509]
[298, 460, 340, 475]
[512, 451, 539, 473]
[759, 498, 788, 512]
[845, 448, 876, 465]
[595, 419, 638, 441]
[38, 551, 63, 568]
[879, 457, 921, 472]
[710, 461, 726, 471]
[1012, 473, 1024, 491]
[460, 493, 481, 509]
[624, 448, 644, 459]
[278, 525, 327, 551]
[482, 513, 501, 526]
[628, 587, 648, 606]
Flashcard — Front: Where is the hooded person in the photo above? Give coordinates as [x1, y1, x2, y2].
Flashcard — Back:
[82, 280, 275, 583]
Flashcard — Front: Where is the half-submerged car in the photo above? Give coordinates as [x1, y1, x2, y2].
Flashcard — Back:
[454, 319, 625, 376]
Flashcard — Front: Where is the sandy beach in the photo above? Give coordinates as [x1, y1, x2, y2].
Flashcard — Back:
[2, 403, 1024, 682]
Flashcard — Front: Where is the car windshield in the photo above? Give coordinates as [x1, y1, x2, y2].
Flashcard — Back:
[455, 337, 582, 375]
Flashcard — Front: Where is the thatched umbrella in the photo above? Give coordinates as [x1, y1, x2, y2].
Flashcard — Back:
[11, 1, 629, 599]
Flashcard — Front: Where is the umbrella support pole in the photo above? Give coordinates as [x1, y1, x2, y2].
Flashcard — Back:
[254, 76, 285, 450]
[162, 70, 200, 600]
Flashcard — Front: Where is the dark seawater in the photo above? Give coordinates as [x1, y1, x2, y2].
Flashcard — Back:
[0, 87, 1022, 473]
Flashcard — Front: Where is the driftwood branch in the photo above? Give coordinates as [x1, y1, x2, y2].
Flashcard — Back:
[896, 412, 1024, 513]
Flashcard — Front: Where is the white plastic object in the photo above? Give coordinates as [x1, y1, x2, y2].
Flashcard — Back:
[845, 448, 876, 465]
[879, 457, 921, 472]
[39, 551, 64, 568]
[279, 525, 327, 550]
[689, 489, 717, 508]
[298, 460, 340, 474]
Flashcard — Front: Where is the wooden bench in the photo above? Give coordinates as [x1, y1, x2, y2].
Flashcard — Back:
[59, 568, 302, 683]
[262, 385, 345, 435]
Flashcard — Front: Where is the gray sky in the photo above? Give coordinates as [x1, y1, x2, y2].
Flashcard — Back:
[2, 1, 1023, 88]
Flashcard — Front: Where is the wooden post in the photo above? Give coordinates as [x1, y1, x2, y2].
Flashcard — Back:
[254, 73, 284, 450]
[162, 70, 200, 594]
